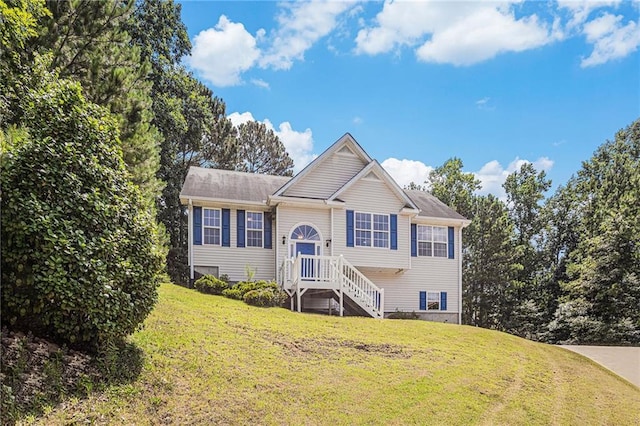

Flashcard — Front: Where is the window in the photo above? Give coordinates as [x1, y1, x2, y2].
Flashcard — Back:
[355, 212, 389, 248]
[246, 211, 263, 247]
[373, 214, 389, 248]
[417, 225, 447, 257]
[203, 208, 221, 245]
[427, 292, 440, 310]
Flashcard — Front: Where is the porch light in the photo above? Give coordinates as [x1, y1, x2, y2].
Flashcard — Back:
[282, 236, 286, 245]
[325, 239, 332, 247]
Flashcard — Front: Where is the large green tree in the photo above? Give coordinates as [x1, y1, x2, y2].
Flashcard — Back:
[548, 119, 640, 344]
[501, 163, 551, 337]
[235, 120, 294, 176]
[27, 0, 163, 203]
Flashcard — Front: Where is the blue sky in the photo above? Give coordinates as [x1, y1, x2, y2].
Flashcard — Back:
[178, 1, 639, 198]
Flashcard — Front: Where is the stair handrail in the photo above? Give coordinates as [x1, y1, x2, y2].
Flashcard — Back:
[337, 255, 384, 318]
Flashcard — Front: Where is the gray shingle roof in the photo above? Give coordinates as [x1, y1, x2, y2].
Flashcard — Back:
[180, 167, 467, 222]
[180, 167, 290, 203]
[404, 189, 467, 221]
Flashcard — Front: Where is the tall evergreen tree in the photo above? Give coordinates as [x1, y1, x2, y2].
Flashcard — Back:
[25, 0, 163, 203]
[235, 120, 294, 176]
[502, 163, 551, 337]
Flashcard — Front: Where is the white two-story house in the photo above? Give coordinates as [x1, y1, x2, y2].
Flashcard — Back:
[180, 133, 470, 322]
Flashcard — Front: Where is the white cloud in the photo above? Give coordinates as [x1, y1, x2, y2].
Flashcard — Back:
[355, 2, 557, 65]
[188, 16, 261, 86]
[228, 112, 317, 173]
[580, 13, 640, 67]
[557, 0, 621, 29]
[416, 9, 555, 65]
[475, 156, 554, 199]
[381, 158, 434, 189]
[260, 1, 357, 70]
[251, 78, 270, 89]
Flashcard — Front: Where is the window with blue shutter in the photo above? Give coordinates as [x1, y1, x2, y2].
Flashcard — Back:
[448, 227, 455, 259]
[237, 210, 245, 248]
[419, 291, 426, 310]
[390, 214, 397, 250]
[441, 292, 447, 311]
[264, 212, 272, 249]
[221, 209, 230, 247]
[411, 224, 417, 257]
[193, 206, 202, 245]
[346, 210, 354, 247]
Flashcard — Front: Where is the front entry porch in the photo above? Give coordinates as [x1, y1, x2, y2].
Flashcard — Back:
[279, 255, 384, 319]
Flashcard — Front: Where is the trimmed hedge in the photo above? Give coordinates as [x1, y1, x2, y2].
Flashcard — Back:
[243, 288, 287, 308]
[194, 275, 228, 295]
[221, 280, 285, 307]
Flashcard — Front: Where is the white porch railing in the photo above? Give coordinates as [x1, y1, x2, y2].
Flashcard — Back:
[281, 255, 384, 319]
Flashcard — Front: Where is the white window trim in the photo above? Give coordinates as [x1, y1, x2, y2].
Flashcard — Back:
[203, 208, 221, 246]
[417, 225, 448, 258]
[354, 211, 390, 249]
[246, 211, 264, 248]
[427, 291, 441, 311]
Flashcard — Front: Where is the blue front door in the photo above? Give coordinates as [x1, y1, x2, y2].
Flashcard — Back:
[296, 242, 316, 279]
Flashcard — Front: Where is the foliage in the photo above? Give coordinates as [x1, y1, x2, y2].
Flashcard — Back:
[0, 66, 163, 349]
[243, 288, 287, 308]
[31, 284, 640, 425]
[462, 194, 521, 328]
[387, 311, 420, 320]
[28, 0, 163, 203]
[427, 157, 480, 219]
[234, 120, 294, 176]
[547, 119, 640, 344]
[222, 280, 279, 301]
[194, 275, 228, 295]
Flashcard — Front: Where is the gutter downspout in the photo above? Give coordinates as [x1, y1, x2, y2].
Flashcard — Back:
[330, 207, 334, 256]
[188, 199, 194, 283]
[458, 226, 463, 325]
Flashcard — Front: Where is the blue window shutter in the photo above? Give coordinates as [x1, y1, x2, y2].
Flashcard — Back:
[193, 207, 202, 245]
[346, 210, 354, 247]
[390, 214, 397, 250]
[448, 226, 455, 259]
[411, 224, 417, 257]
[237, 210, 245, 248]
[419, 291, 426, 310]
[221, 209, 230, 247]
[441, 292, 447, 311]
[264, 212, 272, 249]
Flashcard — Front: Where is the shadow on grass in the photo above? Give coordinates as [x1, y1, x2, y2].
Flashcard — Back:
[1, 328, 145, 425]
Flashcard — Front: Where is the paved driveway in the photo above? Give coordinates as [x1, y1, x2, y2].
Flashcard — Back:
[561, 345, 640, 387]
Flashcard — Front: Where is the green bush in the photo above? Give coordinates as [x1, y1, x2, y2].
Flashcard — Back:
[0, 71, 164, 350]
[194, 275, 228, 295]
[243, 288, 287, 308]
[221, 288, 244, 300]
[387, 311, 420, 320]
[222, 280, 279, 301]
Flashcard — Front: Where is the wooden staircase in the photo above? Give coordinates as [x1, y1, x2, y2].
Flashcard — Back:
[280, 255, 384, 319]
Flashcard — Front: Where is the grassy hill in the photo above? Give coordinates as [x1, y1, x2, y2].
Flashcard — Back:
[36, 283, 639, 425]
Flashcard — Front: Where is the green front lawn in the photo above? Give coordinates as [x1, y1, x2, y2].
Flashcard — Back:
[35, 283, 639, 425]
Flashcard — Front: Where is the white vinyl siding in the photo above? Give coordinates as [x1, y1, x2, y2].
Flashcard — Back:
[203, 208, 221, 245]
[193, 206, 274, 282]
[335, 178, 410, 269]
[283, 150, 366, 199]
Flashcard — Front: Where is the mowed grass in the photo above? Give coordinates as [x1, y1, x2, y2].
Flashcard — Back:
[36, 283, 639, 425]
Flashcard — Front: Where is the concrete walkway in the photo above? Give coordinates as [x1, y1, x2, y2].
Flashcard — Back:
[561, 345, 640, 387]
